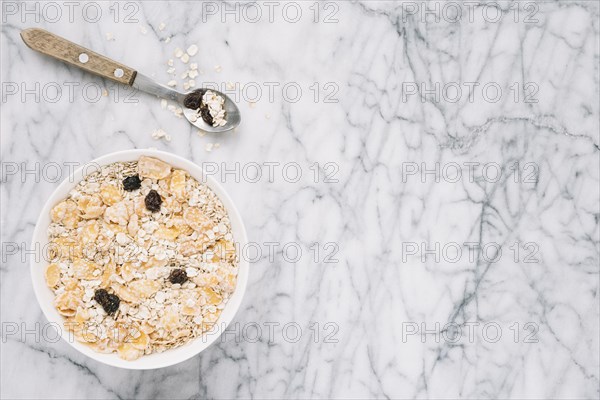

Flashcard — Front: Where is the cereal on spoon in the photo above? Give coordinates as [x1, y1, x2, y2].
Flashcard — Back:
[183, 89, 228, 127]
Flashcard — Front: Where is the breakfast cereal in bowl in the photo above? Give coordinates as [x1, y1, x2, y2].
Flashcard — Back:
[38, 152, 245, 365]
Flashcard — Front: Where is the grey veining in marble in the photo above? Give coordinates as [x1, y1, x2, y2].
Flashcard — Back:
[1, 1, 599, 399]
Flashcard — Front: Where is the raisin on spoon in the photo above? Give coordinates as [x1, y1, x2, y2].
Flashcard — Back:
[200, 105, 214, 126]
[183, 89, 205, 110]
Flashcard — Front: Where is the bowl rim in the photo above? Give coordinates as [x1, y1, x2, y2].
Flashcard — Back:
[30, 149, 249, 369]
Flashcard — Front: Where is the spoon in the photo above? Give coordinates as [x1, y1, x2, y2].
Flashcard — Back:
[20, 28, 241, 133]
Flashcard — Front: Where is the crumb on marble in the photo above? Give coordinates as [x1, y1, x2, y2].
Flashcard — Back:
[151, 128, 171, 142]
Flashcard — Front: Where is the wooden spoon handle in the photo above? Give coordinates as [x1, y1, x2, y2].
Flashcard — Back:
[20, 28, 137, 85]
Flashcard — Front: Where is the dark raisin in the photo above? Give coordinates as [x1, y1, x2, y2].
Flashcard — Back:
[168, 269, 188, 284]
[183, 89, 214, 126]
[200, 105, 213, 125]
[183, 89, 206, 110]
[94, 289, 120, 315]
[185, 97, 200, 110]
[122, 175, 141, 191]
[145, 189, 162, 212]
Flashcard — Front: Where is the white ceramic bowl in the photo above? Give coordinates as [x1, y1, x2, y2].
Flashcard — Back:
[30, 149, 249, 369]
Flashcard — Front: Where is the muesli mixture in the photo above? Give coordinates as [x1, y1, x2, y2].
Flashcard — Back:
[45, 156, 238, 360]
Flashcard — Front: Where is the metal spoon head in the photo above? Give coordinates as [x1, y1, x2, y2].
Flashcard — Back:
[131, 74, 240, 133]
[182, 89, 241, 133]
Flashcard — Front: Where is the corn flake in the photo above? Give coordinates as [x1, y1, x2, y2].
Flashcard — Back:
[109, 282, 138, 303]
[117, 342, 143, 360]
[130, 279, 161, 299]
[169, 170, 186, 199]
[104, 201, 129, 225]
[50, 237, 82, 261]
[138, 156, 171, 179]
[183, 207, 213, 232]
[81, 220, 100, 244]
[72, 258, 98, 279]
[155, 225, 180, 241]
[54, 291, 81, 316]
[51, 200, 79, 228]
[45, 263, 60, 287]
[100, 184, 122, 206]
[78, 195, 105, 219]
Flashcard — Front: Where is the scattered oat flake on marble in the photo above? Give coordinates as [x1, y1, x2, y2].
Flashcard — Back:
[151, 128, 171, 142]
[158, 22, 166, 31]
[187, 45, 198, 56]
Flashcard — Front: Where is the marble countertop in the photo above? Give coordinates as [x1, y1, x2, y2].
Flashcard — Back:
[1, 1, 599, 399]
